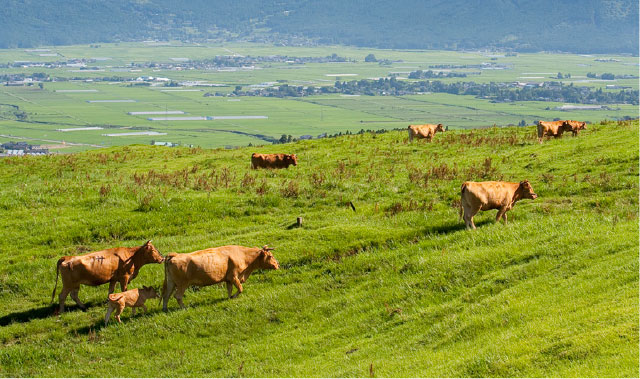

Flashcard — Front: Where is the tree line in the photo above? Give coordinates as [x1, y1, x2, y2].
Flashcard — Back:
[214, 77, 639, 105]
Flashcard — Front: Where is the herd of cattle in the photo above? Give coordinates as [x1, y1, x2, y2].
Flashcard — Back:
[50, 119, 586, 324]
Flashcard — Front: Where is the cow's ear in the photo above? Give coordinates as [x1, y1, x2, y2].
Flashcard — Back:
[145, 240, 152, 246]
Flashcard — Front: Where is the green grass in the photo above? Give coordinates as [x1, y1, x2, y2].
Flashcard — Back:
[0, 120, 637, 376]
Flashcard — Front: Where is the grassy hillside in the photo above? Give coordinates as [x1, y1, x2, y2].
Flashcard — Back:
[0, 120, 637, 376]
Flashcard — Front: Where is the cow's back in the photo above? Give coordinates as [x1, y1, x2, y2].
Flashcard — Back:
[166, 246, 247, 286]
[60, 249, 123, 286]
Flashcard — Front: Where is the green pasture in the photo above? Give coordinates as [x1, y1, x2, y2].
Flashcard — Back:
[0, 43, 637, 149]
[0, 120, 637, 376]
[1, 80, 637, 150]
[1, 43, 637, 94]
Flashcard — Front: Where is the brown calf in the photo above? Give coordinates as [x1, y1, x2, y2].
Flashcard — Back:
[162, 245, 279, 311]
[52, 240, 164, 313]
[564, 120, 587, 136]
[460, 180, 538, 230]
[104, 286, 159, 326]
[408, 124, 445, 142]
[251, 153, 298, 169]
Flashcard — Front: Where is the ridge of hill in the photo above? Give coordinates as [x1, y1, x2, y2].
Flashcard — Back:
[0, 120, 637, 376]
[0, 0, 638, 54]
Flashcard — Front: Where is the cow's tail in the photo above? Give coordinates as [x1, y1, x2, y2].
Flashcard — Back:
[407, 126, 413, 142]
[459, 183, 467, 220]
[50, 257, 65, 304]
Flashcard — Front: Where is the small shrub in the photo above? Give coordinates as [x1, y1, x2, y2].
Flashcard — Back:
[281, 180, 300, 198]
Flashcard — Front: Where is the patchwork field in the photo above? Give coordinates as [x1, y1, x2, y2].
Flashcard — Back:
[0, 120, 637, 376]
[0, 43, 637, 150]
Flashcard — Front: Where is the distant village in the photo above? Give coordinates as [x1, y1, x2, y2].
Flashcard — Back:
[0, 141, 49, 157]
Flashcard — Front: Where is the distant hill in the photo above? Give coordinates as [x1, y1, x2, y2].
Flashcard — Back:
[0, 0, 637, 54]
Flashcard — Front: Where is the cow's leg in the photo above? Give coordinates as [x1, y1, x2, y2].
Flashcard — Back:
[226, 282, 234, 299]
[496, 208, 507, 224]
[115, 302, 125, 323]
[141, 304, 148, 314]
[502, 212, 508, 223]
[462, 202, 478, 230]
[108, 281, 116, 295]
[462, 203, 471, 229]
[119, 277, 129, 292]
[230, 277, 243, 299]
[162, 278, 176, 312]
[105, 303, 114, 326]
[467, 205, 481, 230]
[174, 285, 187, 308]
[58, 286, 72, 313]
[70, 288, 87, 311]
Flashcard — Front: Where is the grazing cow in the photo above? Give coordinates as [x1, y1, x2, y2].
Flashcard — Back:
[564, 120, 587, 136]
[51, 240, 164, 313]
[105, 286, 159, 326]
[408, 124, 445, 142]
[251, 153, 298, 169]
[460, 180, 538, 230]
[537, 120, 571, 143]
[162, 245, 279, 311]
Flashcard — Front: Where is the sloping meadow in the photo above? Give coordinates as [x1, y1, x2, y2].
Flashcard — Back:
[0, 120, 637, 376]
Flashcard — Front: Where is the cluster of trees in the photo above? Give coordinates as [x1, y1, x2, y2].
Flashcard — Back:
[408, 70, 468, 79]
[264, 127, 401, 146]
[191, 53, 351, 68]
[587, 72, 617, 80]
[224, 77, 639, 105]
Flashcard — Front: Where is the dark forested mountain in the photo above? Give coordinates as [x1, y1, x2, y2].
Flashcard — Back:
[0, 0, 637, 54]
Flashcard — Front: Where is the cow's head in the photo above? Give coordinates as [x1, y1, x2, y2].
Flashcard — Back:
[518, 180, 538, 200]
[287, 154, 298, 166]
[260, 245, 280, 270]
[577, 121, 587, 130]
[436, 124, 445, 132]
[139, 240, 164, 263]
[561, 121, 574, 132]
[141, 285, 160, 299]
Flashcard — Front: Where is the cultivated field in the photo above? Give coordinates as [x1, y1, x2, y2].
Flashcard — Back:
[0, 120, 637, 377]
[0, 43, 637, 150]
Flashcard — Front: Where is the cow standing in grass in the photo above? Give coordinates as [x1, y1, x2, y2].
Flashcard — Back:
[251, 153, 298, 169]
[564, 120, 587, 137]
[408, 124, 445, 142]
[537, 120, 572, 143]
[460, 180, 538, 230]
[162, 245, 279, 311]
[51, 240, 164, 313]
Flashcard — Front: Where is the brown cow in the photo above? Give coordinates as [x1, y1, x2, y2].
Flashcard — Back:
[537, 120, 571, 143]
[251, 153, 298, 169]
[564, 120, 587, 136]
[408, 124, 445, 142]
[162, 245, 279, 311]
[460, 180, 538, 230]
[105, 286, 159, 326]
[51, 240, 164, 313]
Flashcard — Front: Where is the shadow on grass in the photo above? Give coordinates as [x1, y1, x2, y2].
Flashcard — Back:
[77, 297, 230, 334]
[0, 301, 100, 326]
[422, 219, 493, 235]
